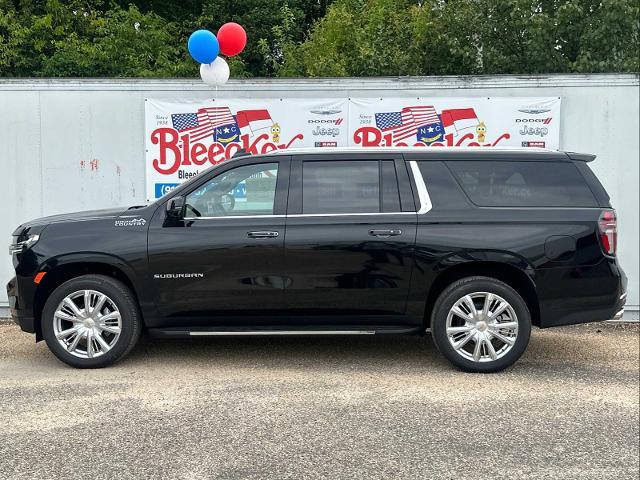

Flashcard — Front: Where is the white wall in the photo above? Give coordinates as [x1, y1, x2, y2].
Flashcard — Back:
[0, 74, 638, 317]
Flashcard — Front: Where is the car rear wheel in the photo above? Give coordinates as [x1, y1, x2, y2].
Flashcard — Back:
[430, 276, 531, 373]
[41, 275, 142, 368]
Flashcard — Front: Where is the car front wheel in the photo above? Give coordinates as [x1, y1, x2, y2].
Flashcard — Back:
[41, 274, 142, 368]
[431, 276, 531, 373]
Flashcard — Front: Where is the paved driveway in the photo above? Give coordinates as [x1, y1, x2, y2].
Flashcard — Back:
[0, 322, 638, 479]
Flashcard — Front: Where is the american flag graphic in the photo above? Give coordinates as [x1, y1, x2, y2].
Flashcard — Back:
[375, 106, 440, 142]
[201, 107, 235, 130]
[171, 107, 235, 142]
[407, 106, 440, 128]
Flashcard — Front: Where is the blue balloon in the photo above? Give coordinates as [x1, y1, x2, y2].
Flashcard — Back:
[188, 30, 219, 64]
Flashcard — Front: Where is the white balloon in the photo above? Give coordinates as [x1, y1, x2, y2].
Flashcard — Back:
[200, 57, 230, 86]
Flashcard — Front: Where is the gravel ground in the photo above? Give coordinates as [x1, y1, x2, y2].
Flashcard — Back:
[0, 322, 638, 480]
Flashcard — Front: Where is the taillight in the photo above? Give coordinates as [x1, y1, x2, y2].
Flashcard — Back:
[598, 209, 617, 255]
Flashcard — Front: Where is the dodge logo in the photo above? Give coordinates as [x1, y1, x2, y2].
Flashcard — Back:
[515, 118, 552, 124]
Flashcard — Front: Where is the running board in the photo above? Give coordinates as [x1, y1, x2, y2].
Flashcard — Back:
[189, 330, 375, 336]
[147, 326, 422, 338]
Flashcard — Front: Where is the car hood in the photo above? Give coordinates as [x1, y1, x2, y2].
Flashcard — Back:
[12, 207, 132, 235]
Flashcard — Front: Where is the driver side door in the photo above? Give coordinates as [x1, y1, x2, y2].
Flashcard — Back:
[147, 158, 290, 327]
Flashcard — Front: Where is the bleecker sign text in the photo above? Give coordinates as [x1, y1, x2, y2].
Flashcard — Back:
[151, 129, 304, 175]
[145, 97, 561, 201]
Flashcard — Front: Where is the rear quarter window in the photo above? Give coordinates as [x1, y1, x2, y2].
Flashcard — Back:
[417, 161, 470, 209]
[446, 161, 598, 207]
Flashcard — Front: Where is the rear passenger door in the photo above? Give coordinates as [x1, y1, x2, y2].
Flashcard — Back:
[283, 154, 418, 324]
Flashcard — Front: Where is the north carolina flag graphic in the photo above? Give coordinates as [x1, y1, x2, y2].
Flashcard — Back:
[440, 108, 479, 137]
[214, 121, 240, 144]
[236, 109, 273, 136]
[417, 115, 444, 145]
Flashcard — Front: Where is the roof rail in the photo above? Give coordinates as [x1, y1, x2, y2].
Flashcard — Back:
[232, 149, 251, 158]
[265, 146, 559, 155]
[565, 152, 596, 162]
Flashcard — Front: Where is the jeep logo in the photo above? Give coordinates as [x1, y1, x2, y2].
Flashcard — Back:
[312, 126, 340, 137]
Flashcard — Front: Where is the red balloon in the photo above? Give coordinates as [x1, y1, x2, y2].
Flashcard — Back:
[217, 22, 247, 57]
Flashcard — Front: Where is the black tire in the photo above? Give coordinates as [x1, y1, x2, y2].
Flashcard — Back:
[41, 274, 142, 368]
[430, 276, 531, 373]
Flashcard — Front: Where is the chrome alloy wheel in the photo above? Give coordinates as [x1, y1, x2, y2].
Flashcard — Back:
[445, 292, 519, 363]
[53, 290, 122, 359]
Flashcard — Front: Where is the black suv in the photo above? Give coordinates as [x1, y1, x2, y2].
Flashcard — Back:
[7, 148, 627, 372]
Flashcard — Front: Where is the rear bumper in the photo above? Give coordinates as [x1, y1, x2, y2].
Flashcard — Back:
[611, 291, 627, 320]
[6, 276, 35, 333]
[538, 259, 627, 328]
[612, 269, 628, 319]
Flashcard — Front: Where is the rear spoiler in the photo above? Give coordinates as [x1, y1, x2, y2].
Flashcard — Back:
[565, 152, 596, 162]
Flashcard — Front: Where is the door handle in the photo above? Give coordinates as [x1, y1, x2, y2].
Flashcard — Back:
[247, 231, 279, 239]
[369, 229, 402, 237]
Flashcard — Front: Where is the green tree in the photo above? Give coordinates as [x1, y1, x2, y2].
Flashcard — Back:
[0, 0, 187, 76]
[1, 0, 637, 77]
[197, 0, 333, 76]
[0, 0, 333, 77]
[280, 0, 640, 76]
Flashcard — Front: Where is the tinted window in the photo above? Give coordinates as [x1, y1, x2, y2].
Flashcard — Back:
[185, 163, 278, 217]
[381, 161, 401, 212]
[447, 161, 597, 207]
[574, 162, 609, 206]
[303, 161, 379, 214]
[417, 161, 469, 209]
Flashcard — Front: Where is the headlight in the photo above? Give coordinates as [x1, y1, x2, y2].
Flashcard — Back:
[9, 234, 40, 255]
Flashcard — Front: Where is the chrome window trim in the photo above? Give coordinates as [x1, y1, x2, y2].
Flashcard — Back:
[184, 214, 286, 220]
[183, 212, 417, 220]
[182, 161, 432, 220]
[288, 212, 415, 217]
[408, 161, 432, 214]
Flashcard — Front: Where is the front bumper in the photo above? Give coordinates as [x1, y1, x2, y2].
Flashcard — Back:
[6, 276, 35, 333]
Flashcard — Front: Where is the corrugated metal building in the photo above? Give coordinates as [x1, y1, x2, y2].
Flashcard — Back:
[0, 74, 638, 319]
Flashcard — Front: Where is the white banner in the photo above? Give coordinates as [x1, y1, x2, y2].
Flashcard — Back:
[145, 96, 560, 201]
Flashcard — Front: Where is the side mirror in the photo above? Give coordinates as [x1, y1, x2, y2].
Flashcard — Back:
[166, 196, 185, 218]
